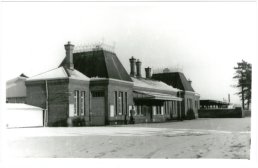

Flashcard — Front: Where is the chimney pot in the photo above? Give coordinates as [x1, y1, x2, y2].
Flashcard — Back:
[145, 67, 152, 79]
[64, 41, 75, 70]
[136, 59, 142, 78]
[129, 56, 136, 77]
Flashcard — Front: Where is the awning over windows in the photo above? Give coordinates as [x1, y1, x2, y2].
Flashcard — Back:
[133, 90, 182, 101]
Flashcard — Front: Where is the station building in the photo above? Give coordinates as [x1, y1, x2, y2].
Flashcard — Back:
[24, 42, 200, 126]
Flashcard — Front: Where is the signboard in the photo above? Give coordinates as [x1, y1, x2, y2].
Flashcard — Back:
[110, 105, 114, 117]
[69, 104, 74, 117]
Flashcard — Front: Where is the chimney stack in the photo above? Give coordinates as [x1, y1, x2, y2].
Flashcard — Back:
[64, 41, 75, 70]
[145, 67, 151, 79]
[136, 59, 142, 78]
[129, 57, 136, 77]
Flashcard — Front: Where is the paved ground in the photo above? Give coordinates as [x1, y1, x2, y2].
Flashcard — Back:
[4, 118, 250, 159]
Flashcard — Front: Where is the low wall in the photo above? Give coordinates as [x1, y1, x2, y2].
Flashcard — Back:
[198, 107, 244, 118]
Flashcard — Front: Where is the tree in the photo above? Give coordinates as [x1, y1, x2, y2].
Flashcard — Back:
[233, 60, 252, 110]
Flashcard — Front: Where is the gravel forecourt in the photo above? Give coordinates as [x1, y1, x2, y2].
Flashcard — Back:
[4, 118, 250, 159]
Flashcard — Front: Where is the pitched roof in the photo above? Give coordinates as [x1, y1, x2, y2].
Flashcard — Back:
[6, 75, 27, 98]
[134, 90, 182, 101]
[59, 49, 132, 82]
[132, 77, 179, 92]
[26, 66, 89, 81]
[152, 72, 195, 92]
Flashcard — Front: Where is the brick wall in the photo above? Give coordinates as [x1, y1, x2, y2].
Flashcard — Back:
[182, 91, 199, 119]
[107, 79, 134, 125]
[47, 80, 69, 126]
[68, 79, 90, 126]
[26, 79, 69, 126]
[89, 79, 134, 125]
[26, 81, 48, 109]
[26, 79, 90, 126]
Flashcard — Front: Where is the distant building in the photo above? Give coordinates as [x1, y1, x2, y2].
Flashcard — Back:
[22, 42, 199, 126]
[199, 99, 230, 109]
[6, 73, 28, 103]
[198, 99, 244, 118]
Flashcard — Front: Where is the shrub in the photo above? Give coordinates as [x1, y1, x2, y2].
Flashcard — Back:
[67, 117, 86, 127]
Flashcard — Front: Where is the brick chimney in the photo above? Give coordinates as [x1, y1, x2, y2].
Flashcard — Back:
[145, 67, 151, 79]
[129, 56, 136, 77]
[64, 41, 75, 70]
[136, 59, 142, 78]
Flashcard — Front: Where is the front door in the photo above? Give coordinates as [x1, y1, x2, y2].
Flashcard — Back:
[90, 91, 105, 126]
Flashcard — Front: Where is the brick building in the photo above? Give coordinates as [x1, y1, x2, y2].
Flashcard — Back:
[25, 42, 199, 126]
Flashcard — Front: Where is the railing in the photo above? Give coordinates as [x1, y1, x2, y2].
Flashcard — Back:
[152, 66, 184, 74]
[73, 42, 115, 53]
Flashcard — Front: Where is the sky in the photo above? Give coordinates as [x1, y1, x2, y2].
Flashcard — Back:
[1, 1, 256, 105]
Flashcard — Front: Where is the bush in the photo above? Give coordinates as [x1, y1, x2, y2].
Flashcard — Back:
[67, 117, 86, 127]
[52, 119, 67, 127]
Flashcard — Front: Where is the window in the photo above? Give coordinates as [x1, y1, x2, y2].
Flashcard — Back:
[74, 90, 79, 116]
[114, 91, 117, 115]
[125, 92, 128, 115]
[164, 102, 167, 114]
[190, 99, 193, 109]
[175, 101, 177, 114]
[187, 99, 194, 110]
[187, 99, 189, 110]
[142, 106, 147, 116]
[92, 91, 104, 97]
[81, 91, 86, 116]
[161, 106, 164, 115]
[156, 106, 161, 115]
[113, 91, 127, 116]
[174, 101, 176, 115]
[152, 106, 156, 115]
[137, 105, 141, 115]
[119, 92, 123, 115]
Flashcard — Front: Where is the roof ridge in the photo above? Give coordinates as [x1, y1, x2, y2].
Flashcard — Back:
[29, 67, 60, 78]
[102, 50, 112, 79]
